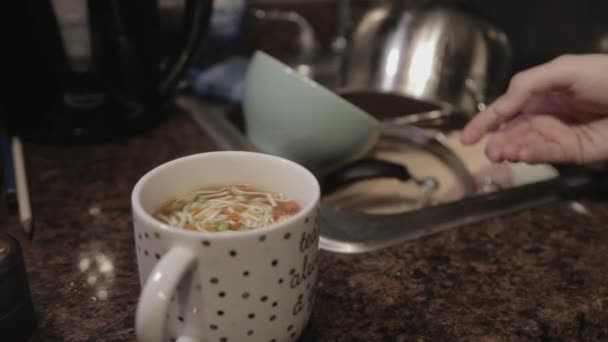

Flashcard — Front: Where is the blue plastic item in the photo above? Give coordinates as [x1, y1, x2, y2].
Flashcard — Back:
[186, 56, 249, 104]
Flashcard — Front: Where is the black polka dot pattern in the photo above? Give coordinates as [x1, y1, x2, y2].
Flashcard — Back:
[142, 209, 320, 342]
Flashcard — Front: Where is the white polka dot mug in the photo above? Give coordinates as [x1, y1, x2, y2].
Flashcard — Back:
[132, 152, 321, 342]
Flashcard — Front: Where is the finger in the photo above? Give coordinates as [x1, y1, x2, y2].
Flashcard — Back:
[517, 131, 555, 163]
[504, 144, 524, 162]
[493, 134, 525, 162]
[519, 143, 565, 164]
[501, 128, 539, 162]
[518, 115, 579, 163]
[461, 105, 507, 145]
[461, 55, 579, 145]
[485, 133, 506, 162]
[488, 127, 562, 164]
[485, 117, 533, 162]
[528, 115, 582, 163]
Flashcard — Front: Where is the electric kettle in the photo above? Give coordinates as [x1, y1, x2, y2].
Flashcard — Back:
[4, 0, 212, 143]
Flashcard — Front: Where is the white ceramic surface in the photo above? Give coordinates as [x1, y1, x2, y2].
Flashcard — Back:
[132, 152, 321, 342]
[243, 50, 380, 171]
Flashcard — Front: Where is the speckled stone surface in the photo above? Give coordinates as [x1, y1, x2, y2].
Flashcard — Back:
[4, 111, 608, 341]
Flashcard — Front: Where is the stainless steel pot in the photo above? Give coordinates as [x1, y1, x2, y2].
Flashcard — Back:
[341, 3, 512, 116]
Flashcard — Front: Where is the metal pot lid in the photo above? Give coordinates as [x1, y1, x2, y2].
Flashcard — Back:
[323, 128, 475, 215]
[318, 123, 478, 253]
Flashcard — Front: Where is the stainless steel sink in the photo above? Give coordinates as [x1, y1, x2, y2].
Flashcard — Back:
[178, 95, 607, 254]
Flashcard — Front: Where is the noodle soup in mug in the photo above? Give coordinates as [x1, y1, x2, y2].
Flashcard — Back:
[154, 184, 302, 233]
[132, 152, 321, 342]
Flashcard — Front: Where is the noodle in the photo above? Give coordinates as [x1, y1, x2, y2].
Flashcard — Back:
[154, 184, 301, 232]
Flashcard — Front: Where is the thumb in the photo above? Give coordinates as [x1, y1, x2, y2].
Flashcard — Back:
[462, 55, 580, 145]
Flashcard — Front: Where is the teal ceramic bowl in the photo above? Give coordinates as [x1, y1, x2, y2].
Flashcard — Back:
[243, 51, 380, 171]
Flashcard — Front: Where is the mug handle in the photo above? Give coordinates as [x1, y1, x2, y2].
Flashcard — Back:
[136, 246, 198, 342]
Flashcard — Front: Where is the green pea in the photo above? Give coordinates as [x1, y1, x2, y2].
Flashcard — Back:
[218, 222, 230, 231]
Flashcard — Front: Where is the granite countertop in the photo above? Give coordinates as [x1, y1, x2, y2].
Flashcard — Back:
[5, 110, 608, 341]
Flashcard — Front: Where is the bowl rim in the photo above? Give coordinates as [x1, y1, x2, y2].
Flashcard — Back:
[250, 50, 380, 128]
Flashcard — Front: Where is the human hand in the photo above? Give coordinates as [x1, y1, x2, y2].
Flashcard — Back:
[461, 54, 608, 164]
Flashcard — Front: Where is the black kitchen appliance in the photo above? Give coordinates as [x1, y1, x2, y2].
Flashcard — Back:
[4, 0, 212, 143]
[0, 233, 37, 341]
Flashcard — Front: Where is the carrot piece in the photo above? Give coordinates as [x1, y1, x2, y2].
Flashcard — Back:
[235, 206, 247, 213]
[272, 200, 301, 220]
[230, 221, 241, 230]
[184, 224, 197, 231]
[282, 201, 300, 214]
[189, 207, 202, 215]
[205, 225, 218, 232]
